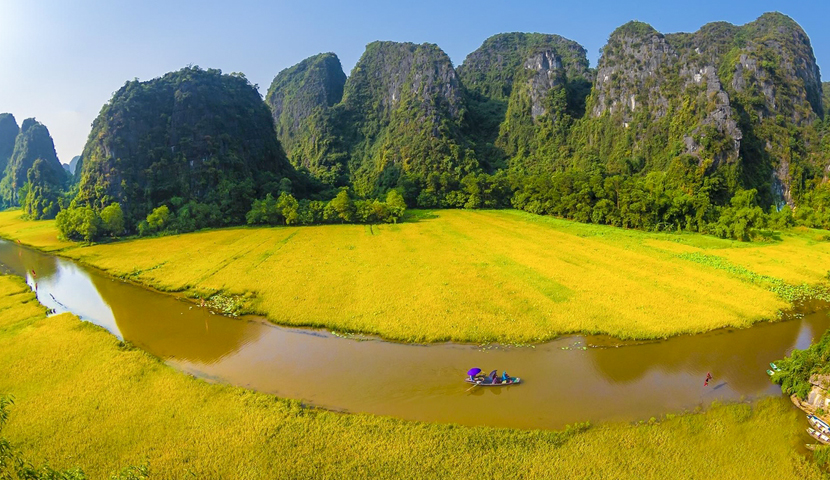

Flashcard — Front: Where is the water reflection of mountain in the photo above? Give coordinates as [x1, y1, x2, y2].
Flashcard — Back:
[0, 241, 60, 278]
[585, 312, 827, 394]
[86, 271, 263, 364]
[0, 240, 260, 365]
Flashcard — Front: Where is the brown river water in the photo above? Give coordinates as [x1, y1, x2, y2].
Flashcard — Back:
[0, 239, 827, 430]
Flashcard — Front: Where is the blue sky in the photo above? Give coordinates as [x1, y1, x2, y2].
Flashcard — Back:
[1, 0, 828, 163]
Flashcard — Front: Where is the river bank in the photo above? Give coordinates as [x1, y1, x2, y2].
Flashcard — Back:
[1, 235, 829, 432]
[0, 274, 822, 479]
[1, 209, 829, 344]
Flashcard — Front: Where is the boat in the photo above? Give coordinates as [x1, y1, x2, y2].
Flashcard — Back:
[809, 415, 830, 434]
[770, 362, 781, 371]
[766, 369, 775, 376]
[465, 369, 521, 386]
[465, 377, 521, 386]
[807, 427, 830, 445]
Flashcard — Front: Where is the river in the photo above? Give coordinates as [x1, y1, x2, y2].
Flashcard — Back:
[0, 239, 825, 430]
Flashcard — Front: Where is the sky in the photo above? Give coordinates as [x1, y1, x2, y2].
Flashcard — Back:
[2, 0, 829, 164]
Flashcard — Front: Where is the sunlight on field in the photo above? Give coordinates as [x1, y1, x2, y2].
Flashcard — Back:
[0, 210, 72, 251]
[0, 209, 827, 342]
[0, 275, 820, 479]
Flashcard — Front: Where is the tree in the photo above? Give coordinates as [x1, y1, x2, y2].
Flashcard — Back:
[385, 190, 407, 222]
[100, 203, 125, 236]
[139, 205, 172, 235]
[328, 189, 355, 223]
[276, 193, 299, 225]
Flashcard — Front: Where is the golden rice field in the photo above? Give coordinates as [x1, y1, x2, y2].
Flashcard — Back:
[0, 209, 828, 342]
[0, 274, 821, 479]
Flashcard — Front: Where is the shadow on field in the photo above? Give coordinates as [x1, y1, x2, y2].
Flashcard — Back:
[402, 210, 439, 223]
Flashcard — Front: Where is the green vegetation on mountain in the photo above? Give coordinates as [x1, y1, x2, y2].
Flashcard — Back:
[0, 117, 67, 219]
[265, 53, 347, 185]
[256, 13, 828, 241]
[4, 12, 826, 242]
[572, 13, 825, 204]
[340, 41, 477, 198]
[0, 113, 19, 176]
[457, 32, 592, 172]
[74, 66, 298, 231]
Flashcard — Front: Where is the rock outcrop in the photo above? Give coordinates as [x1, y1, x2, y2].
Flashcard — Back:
[76, 66, 296, 228]
[457, 33, 591, 171]
[581, 13, 823, 206]
[0, 113, 19, 176]
[587, 21, 742, 170]
[340, 41, 473, 195]
[265, 53, 346, 183]
[267, 42, 475, 194]
[0, 118, 66, 208]
[791, 374, 830, 415]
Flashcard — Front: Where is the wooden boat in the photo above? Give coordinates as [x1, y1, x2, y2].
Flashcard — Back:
[465, 377, 522, 386]
[809, 415, 830, 434]
[807, 427, 830, 445]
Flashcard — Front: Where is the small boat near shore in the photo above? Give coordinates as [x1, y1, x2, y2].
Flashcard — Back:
[808, 415, 830, 434]
[807, 427, 830, 445]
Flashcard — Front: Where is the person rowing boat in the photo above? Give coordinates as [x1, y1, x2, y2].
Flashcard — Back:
[465, 368, 521, 386]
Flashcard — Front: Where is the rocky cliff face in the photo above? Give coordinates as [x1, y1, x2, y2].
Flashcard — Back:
[0, 113, 19, 176]
[0, 118, 65, 207]
[345, 41, 464, 127]
[68, 155, 81, 175]
[341, 41, 473, 195]
[265, 43, 473, 193]
[258, 13, 824, 208]
[582, 13, 823, 205]
[458, 33, 591, 171]
[587, 21, 742, 171]
[265, 53, 346, 182]
[76, 67, 295, 228]
[458, 33, 589, 102]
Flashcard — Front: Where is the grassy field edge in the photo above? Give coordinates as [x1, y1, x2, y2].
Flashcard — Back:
[1, 208, 829, 344]
[0, 274, 823, 479]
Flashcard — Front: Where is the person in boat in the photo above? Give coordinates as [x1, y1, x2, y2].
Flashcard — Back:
[502, 371, 511, 384]
[488, 370, 498, 384]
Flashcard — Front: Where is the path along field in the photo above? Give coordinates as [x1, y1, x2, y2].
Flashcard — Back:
[0, 274, 822, 479]
[0, 209, 829, 342]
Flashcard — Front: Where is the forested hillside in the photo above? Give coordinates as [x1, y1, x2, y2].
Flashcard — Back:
[0, 115, 68, 219]
[265, 53, 346, 184]
[73, 67, 298, 230]
[264, 12, 828, 237]
[7, 11, 828, 241]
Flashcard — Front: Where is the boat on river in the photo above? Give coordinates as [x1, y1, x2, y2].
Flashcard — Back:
[465, 377, 521, 386]
[466, 368, 521, 386]
[807, 427, 830, 445]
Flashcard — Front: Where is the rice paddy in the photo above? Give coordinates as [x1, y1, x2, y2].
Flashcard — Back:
[0, 274, 822, 479]
[0, 208, 828, 343]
